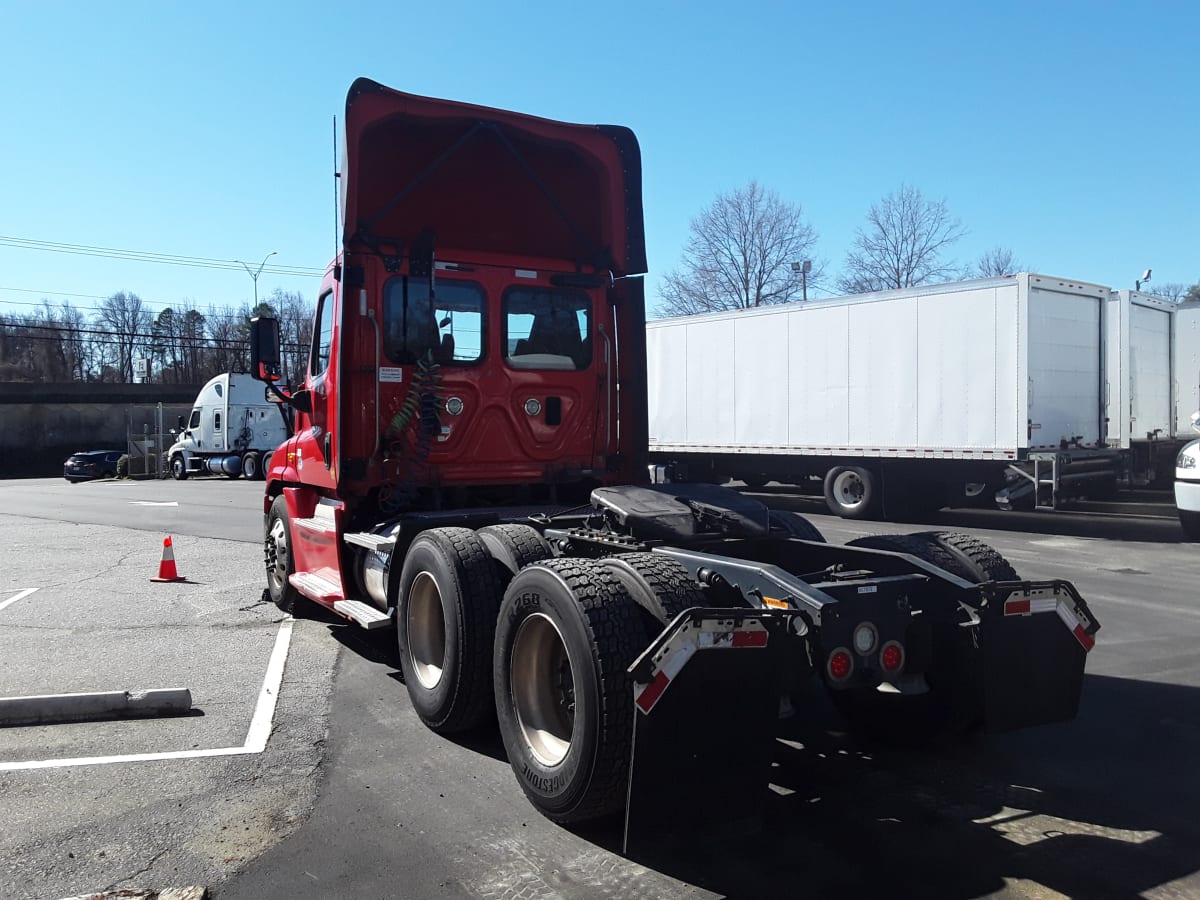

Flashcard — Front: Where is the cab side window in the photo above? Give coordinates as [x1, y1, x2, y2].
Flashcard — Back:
[311, 290, 334, 377]
[188, 410, 201, 429]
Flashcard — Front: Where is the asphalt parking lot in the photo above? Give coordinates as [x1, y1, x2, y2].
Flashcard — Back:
[0, 513, 337, 900]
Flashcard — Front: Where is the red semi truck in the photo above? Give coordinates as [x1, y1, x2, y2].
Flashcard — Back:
[250, 78, 1099, 839]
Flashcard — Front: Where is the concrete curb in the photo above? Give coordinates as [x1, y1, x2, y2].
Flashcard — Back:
[0, 688, 193, 727]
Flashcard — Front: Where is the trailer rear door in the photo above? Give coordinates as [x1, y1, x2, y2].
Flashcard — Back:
[1025, 278, 1106, 449]
[1128, 301, 1173, 440]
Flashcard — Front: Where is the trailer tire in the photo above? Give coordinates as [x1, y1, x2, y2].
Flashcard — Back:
[396, 528, 503, 734]
[494, 559, 647, 823]
[598, 552, 705, 627]
[824, 466, 880, 519]
[242, 451, 263, 481]
[264, 494, 300, 613]
[768, 509, 826, 542]
[742, 474, 769, 489]
[477, 524, 553, 586]
[1180, 510, 1200, 542]
[170, 455, 188, 481]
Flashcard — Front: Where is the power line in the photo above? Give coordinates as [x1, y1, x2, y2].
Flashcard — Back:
[0, 235, 327, 277]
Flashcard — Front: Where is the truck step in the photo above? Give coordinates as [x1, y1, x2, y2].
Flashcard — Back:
[333, 599, 393, 630]
[344, 531, 396, 553]
[288, 571, 343, 603]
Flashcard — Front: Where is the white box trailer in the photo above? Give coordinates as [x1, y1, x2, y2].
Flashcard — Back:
[165, 373, 289, 481]
[648, 273, 1121, 517]
[1176, 301, 1200, 435]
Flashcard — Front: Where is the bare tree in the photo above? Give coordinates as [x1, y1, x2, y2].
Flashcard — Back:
[658, 181, 822, 316]
[207, 304, 252, 375]
[97, 291, 152, 382]
[263, 288, 316, 387]
[973, 246, 1024, 277]
[839, 184, 965, 293]
[1146, 282, 1188, 302]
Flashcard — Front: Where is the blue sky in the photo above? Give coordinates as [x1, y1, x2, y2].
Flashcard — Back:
[1, 0, 1197, 323]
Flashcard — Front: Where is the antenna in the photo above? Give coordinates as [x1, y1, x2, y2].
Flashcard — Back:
[332, 115, 341, 266]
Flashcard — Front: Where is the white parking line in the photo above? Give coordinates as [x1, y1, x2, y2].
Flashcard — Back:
[129, 501, 179, 507]
[0, 588, 38, 613]
[0, 618, 294, 772]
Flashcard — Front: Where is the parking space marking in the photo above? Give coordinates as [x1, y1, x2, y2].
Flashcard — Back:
[0, 588, 38, 613]
[0, 618, 294, 772]
[129, 501, 179, 507]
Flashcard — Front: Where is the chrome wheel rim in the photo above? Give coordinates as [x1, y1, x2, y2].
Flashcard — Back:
[510, 613, 574, 767]
[407, 572, 447, 690]
[266, 516, 288, 589]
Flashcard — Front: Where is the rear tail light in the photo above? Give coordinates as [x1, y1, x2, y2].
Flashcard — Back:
[826, 647, 854, 682]
[880, 641, 905, 673]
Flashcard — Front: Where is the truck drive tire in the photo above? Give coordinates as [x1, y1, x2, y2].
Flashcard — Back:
[265, 494, 300, 613]
[824, 466, 880, 519]
[494, 558, 648, 823]
[598, 552, 705, 627]
[396, 528, 503, 734]
[242, 451, 263, 481]
[477, 524, 553, 586]
[768, 509, 826, 542]
[847, 531, 1019, 583]
[834, 531, 1019, 744]
[170, 455, 188, 481]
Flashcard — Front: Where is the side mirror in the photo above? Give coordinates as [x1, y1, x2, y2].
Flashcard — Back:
[250, 316, 282, 382]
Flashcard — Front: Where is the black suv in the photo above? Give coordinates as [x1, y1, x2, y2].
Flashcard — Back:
[64, 450, 124, 483]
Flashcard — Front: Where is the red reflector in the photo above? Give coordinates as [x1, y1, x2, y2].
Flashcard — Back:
[881, 644, 903, 671]
[1073, 623, 1095, 652]
[1005, 598, 1031, 615]
[732, 629, 768, 648]
[828, 650, 852, 679]
[635, 670, 670, 713]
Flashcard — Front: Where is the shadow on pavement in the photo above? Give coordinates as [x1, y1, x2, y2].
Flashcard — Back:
[595, 673, 1200, 898]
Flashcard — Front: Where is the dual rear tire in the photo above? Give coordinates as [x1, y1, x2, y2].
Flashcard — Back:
[394, 526, 693, 823]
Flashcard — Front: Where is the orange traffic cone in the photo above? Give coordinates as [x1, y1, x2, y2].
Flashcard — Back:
[150, 535, 187, 583]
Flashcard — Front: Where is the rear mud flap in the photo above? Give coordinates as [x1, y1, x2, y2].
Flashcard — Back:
[979, 580, 1099, 733]
[623, 609, 799, 856]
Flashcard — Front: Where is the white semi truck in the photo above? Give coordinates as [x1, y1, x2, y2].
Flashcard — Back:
[647, 273, 1187, 518]
[166, 372, 289, 480]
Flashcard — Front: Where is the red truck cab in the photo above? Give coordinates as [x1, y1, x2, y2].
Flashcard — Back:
[267, 79, 649, 520]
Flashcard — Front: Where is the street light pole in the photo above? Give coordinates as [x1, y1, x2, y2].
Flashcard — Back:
[236, 251, 278, 307]
[1136, 268, 1152, 292]
[791, 260, 812, 302]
